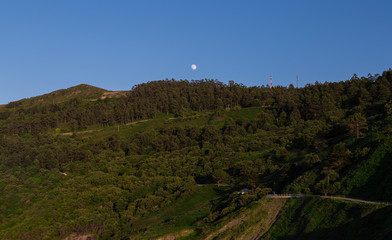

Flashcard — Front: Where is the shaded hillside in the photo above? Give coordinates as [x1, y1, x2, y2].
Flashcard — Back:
[0, 70, 392, 239]
[263, 198, 392, 240]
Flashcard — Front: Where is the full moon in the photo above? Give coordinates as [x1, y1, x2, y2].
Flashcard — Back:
[191, 64, 197, 70]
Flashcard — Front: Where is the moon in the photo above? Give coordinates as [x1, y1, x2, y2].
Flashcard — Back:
[191, 64, 197, 70]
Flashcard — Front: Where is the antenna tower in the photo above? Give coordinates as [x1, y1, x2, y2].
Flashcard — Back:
[270, 75, 272, 88]
[296, 74, 299, 88]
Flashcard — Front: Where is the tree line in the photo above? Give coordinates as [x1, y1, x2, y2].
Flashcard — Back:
[1, 70, 391, 135]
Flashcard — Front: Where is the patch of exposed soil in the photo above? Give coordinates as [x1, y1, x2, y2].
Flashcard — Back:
[64, 234, 96, 240]
[155, 229, 194, 240]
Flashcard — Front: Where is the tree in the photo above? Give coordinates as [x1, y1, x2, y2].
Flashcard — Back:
[316, 168, 340, 196]
[315, 179, 341, 196]
[304, 153, 321, 167]
[328, 142, 352, 170]
[346, 113, 367, 139]
[385, 100, 392, 115]
[212, 169, 230, 186]
[289, 108, 302, 126]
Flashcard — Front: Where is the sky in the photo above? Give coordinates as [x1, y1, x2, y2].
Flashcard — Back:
[1, 0, 391, 104]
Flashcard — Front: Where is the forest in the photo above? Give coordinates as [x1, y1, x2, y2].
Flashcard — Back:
[1, 70, 392, 239]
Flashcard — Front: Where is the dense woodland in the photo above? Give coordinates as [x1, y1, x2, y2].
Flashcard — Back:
[1, 70, 392, 239]
[2, 71, 390, 135]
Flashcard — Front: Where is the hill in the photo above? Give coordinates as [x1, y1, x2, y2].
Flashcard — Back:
[5, 84, 128, 109]
[1, 71, 392, 239]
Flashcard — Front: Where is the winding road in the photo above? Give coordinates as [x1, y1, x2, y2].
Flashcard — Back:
[266, 194, 392, 205]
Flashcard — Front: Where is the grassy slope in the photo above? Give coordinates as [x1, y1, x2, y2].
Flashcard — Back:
[130, 185, 230, 239]
[5, 84, 110, 108]
[263, 198, 392, 240]
[340, 115, 392, 201]
[200, 198, 288, 240]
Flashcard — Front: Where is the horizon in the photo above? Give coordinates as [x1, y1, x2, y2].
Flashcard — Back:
[3, 70, 388, 105]
[1, 1, 391, 104]
[3, 71, 390, 104]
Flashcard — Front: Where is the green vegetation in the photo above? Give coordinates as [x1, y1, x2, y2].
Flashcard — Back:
[6, 84, 109, 108]
[130, 185, 228, 239]
[265, 197, 392, 240]
[1, 71, 392, 239]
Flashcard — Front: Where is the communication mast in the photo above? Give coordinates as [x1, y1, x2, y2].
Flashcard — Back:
[297, 74, 299, 88]
[270, 75, 272, 88]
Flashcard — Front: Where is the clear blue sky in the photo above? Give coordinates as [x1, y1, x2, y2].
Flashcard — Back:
[1, 0, 391, 104]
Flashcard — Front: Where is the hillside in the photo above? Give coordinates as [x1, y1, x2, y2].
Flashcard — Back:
[5, 84, 128, 109]
[1, 71, 392, 239]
